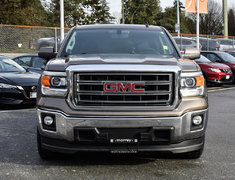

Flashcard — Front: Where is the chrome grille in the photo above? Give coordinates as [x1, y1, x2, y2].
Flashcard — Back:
[74, 73, 174, 106]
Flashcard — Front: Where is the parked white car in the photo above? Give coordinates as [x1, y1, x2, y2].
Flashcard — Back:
[216, 38, 235, 51]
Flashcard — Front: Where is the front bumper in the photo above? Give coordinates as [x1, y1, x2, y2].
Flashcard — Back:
[207, 78, 232, 84]
[0, 88, 36, 105]
[37, 108, 208, 154]
[206, 73, 233, 84]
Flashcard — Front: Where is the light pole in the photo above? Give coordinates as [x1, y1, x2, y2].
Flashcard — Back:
[60, 0, 64, 43]
[196, 0, 200, 49]
[223, 0, 228, 38]
[176, 0, 180, 37]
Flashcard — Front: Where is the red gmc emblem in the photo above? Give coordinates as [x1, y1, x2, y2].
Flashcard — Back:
[104, 82, 145, 92]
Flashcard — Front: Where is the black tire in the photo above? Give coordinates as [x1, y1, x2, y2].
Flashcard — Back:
[37, 130, 56, 160]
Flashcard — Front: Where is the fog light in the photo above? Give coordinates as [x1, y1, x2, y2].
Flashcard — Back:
[192, 116, 202, 126]
[43, 116, 54, 125]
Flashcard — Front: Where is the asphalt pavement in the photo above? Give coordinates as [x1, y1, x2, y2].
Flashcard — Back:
[0, 87, 235, 180]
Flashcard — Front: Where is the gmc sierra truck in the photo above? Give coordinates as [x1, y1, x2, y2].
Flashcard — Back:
[37, 24, 208, 159]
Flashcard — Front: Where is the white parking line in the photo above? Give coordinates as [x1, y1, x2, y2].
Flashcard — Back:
[208, 87, 235, 92]
[0, 108, 35, 113]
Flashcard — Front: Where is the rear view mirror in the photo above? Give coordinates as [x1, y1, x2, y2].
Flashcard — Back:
[182, 49, 200, 60]
[38, 47, 57, 62]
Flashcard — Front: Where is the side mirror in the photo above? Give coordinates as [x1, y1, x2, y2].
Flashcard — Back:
[38, 47, 57, 62]
[41, 66, 45, 70]
[182, 48, 200, 60]
[23, 66, 29, 72]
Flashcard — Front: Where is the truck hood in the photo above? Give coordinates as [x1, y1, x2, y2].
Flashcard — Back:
[45, 54, 199, 72]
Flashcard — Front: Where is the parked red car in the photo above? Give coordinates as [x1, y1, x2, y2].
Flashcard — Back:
[201, 51, 235, 82]
[195, 55, 232, 85]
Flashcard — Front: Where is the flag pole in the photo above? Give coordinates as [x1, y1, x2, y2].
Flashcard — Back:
[196, 0, 200, 49]
[177, 0, 180, 37]
[60, 0, 64, 43]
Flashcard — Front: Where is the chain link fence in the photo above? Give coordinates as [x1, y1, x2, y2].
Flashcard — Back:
[171, 33, 235, 52]
[1, 24, 235, 54]
[0, 25, 70, 53]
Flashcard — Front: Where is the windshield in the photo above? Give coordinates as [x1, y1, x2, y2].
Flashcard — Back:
[195, 55, 211, 63]
[228, 52, 235, 57]
[61, 29, 179, 58]
[219, 39, 233, 45]
[0, 58, 26, 72]
[217, 52, 235, 63]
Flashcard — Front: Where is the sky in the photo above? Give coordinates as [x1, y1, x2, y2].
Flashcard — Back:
[106, 0, 235, 15]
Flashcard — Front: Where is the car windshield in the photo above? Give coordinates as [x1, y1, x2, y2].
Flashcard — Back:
[218, 39, 233, 45]
[62, 29, 179, 58]
[0, 58, 26, 72]
[195, 55, 211, 63]
[228, 52, 235, 57]
[217, 52, 235, 63]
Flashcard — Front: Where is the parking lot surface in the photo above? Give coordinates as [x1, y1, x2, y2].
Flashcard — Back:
[0, 87, 235, 180]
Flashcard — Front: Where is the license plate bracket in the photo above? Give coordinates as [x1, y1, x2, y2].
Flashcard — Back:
[109, 138, 139, 153]
[30, 92, 37, 98]
[226, 75, 230, 80]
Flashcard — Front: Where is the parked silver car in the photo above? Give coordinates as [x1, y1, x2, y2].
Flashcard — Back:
[197, 37, 220, 51]
[173, 37, 201, 51]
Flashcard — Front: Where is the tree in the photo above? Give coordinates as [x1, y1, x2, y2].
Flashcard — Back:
[228, 8, 235, 36]
[86, 0, 114, 24]
[155, 0, 193, 34]
[198, 0, 223, 35]
[123, 0, 161, 25]
[49, 0, 114, 27]
[0, 0, 49, 26]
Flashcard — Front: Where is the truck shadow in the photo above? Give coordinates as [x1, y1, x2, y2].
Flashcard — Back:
[35, 151, 196, 166]
[0, 104, 36, 110]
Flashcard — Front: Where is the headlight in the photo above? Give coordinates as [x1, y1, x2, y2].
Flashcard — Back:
[41, 72, 68, 97]
[180, 72, 205, 97]
[0, 83, 17, 89]
[209, 68, 221, 73]
[42, 76, 67, 88]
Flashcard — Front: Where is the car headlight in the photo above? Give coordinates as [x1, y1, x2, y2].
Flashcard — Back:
[41, 72, 68, 97]
[0, 83, 17, 89]
[180, 72, 205, 97]
[209, 68, 221, 73]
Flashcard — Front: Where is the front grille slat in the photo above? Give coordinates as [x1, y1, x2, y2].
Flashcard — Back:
[74, 72, 174, 106]
[77, 81, 171, 85]
[78, 100, 171, 104]
[78, 92, 171, 95]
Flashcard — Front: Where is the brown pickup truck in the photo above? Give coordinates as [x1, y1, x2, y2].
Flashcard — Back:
[37, 24, 208, 159]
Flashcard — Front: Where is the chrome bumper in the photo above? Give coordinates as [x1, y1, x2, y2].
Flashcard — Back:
[37, 108, 208, 142]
